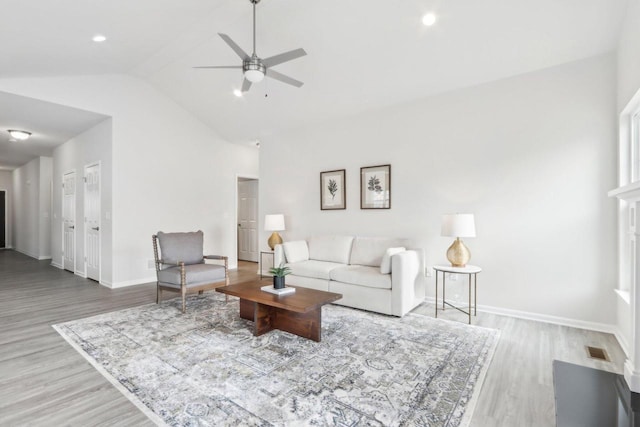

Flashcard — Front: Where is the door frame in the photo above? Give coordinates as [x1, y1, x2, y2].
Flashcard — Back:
[62, 169, 77, 271]
[235, 174, 259, 270]
[84, 161, 101, 283]
[0, 189, 7, 249]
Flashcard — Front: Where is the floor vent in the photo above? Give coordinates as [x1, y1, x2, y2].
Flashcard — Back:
[586, 346, 609, 362]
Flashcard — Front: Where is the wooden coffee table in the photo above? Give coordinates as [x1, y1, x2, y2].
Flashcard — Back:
[216, 280, 342, 342]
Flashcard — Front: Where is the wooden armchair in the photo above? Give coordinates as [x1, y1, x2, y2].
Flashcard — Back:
[152, 230, 229, 313]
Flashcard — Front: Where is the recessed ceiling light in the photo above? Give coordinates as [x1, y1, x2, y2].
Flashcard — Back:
[422, 13, 437, 26]
[233, 89, 243, 97]
[7, 130, 31, 140]
[92, 35, 107, 43]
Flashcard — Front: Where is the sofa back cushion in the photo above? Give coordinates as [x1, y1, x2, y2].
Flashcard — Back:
[157, 230, 204, 265]
[282, 240, 310, 264]
[308, 236, 354, 264]
[349, 236, 412, 267]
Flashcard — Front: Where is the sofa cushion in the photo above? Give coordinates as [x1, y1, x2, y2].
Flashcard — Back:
[157, 231, 204, 265]
[308, 236, 354, 264]
[282, 240, 309, 264]
[158, 263, 226, 287]
[350, 237, 411, 267]
[286, 260, 345, 280]
[380, 247, 406, 274]
[330, 265, 392, 289]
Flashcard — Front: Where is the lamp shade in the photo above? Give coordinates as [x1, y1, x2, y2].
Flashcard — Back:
[264, 214, 285, 231]
[441, 213, 476, 238]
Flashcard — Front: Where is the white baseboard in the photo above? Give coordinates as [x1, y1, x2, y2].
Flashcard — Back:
[14, 248, 40, 260]
[51, 261, 63, 269]
[75, 270, 87, 278]
[424, 296, 617, 335]
[625, 360, 640, 393]
[102, 276, 156, 289]
[15, 249, 51, 260]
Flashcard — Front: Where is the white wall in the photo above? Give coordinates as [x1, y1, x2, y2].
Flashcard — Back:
[0, 74, 259, 286]
[0, 171, 13, 248]
[52, 119, 113, 283]
[260, 53, 617, 326]
[618, 0, 640, 112]
[38, 157, 52, 258]
[12, 157, 52, 259]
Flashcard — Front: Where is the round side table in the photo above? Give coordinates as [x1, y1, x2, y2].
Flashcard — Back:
[433, 265, 482, 324]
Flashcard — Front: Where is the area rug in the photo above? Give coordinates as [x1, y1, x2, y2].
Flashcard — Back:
[53, 293, 499, 426]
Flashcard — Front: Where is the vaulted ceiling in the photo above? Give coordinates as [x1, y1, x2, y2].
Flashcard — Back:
[0, 0, 630, 155]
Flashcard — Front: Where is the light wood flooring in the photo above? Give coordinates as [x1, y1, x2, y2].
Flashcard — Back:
[0, 250, 625, 426]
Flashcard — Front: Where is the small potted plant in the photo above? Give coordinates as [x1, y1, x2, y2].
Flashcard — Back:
[269, 264, 291, 289]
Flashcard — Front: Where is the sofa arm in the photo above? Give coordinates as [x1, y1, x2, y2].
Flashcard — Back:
[274, 244, 286, 267]
[390, 250, 423, 316]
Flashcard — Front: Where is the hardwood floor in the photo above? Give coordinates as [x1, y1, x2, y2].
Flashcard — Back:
[0, 250, 625, 426]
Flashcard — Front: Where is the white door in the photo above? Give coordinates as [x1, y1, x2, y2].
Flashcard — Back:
[238, 179, 258, 262]
[85, 163, 100, 282]
[62, 172, 76, 272]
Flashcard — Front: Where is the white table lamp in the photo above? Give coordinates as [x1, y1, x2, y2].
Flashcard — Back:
[265, 214, 285, 250]
[441, 213, 476, 267]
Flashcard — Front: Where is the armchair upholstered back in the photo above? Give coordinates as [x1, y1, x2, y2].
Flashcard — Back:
[156, 230, 204, 266]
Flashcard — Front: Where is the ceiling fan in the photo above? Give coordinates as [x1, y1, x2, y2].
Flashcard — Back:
[194, 0, 307, 93]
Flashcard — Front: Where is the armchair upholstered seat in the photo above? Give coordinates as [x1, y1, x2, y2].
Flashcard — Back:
[152, 230, 229, 313]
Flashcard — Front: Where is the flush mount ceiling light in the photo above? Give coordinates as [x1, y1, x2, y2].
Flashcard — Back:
[233, 89, 243, 97]
[422, 13, 437, 26]
[92, 34, 107, 42]
[7, 130, 31, 140]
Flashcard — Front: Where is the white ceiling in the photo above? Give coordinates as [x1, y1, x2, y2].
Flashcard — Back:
[0, 0, 630, 154]
[0, 91, 108, 170]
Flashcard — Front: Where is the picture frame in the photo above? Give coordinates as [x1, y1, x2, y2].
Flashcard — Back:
[360, 164, 391, 209]
[320, 169, 346, 210]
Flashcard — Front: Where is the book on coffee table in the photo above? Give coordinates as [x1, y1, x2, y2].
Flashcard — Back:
[260, 285, 296, 295]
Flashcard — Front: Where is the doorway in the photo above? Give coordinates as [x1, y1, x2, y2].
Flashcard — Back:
[0, 190, 6, 248]
[62, 171, 76, 272]
[237, 177, 258, 262]
[84, 163, 100, 282]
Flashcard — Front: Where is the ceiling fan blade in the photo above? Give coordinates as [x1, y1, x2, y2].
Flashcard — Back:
[266, 69, 304, 88]
[218, 33, 250, 60]
[241, 78, 252, 92]
[193, 65, 242, 69]
[262, 48, 307, 68]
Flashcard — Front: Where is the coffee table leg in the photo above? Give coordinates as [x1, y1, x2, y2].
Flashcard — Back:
[272, 307, 321, 342]
[254, 303, 275, 336]
[240, 299, 323, 342]
[239, 298, 255, 321]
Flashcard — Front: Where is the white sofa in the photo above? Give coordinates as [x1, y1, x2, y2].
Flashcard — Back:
[274, 236, 425, 317]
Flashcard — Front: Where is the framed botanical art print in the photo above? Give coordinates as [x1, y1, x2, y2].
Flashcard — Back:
[360, 164, 391, 209]
[320, 169, 346, 210]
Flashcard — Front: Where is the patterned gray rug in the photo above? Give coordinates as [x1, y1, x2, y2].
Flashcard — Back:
[53, 292, 499, 426]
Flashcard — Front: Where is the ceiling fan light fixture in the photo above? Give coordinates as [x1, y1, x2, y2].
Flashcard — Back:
[244, 69, 265, 83]
[8, 130, 31, 140]
[422, 13, 437, 26]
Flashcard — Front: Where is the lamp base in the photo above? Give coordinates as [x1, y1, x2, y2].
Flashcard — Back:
[267, 232, 283, 250]
[446, 237, 470, 267]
